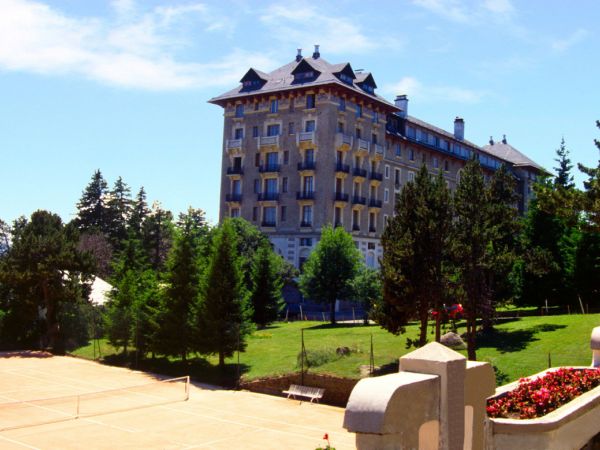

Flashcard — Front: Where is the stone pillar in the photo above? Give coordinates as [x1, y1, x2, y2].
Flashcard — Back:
[591, 327, 600, 367]
[343, 371, 440, 450]
[400, 342, 466, 450]
[464, 361, 496, 450]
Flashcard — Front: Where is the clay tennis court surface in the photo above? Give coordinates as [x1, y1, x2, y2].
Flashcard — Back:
[0, 352, 354, 449]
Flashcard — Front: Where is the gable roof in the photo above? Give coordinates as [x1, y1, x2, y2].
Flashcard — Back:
[209, 56, 396, 109]
[482, 141, 547, 172]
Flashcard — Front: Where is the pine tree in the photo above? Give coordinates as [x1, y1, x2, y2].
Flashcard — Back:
[250, 245, 284, 328]
[74, 170, 110, 233]
[299, 225, 362, 324]
[452, 159, 488, 360]
[157, 208, 207, 361]
[554, 138, 575, 189]
[0, 211, 94, 352]
[129, 187, 149, 239]
[377, 165, 452, 344]
[106, 176, 132, 250]
[228, 217, 271, 291]
[142, 201, 174, 272]
[196, 220, 251, 368]
[578, 121, 600, 231]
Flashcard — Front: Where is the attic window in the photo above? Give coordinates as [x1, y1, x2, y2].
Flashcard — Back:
[339, 73, 353, 85]
[243, 80, 262, 88]
[361, 84, 374, 94]
[294, 71, 315, 81]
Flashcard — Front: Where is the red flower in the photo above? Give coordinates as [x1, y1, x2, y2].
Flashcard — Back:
[323, 433, 329, 440]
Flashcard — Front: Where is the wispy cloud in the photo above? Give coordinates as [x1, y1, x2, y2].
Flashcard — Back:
[551, 28, 590, 52]
[0, 0, 264, 90]
[412, 0, 515, 24]
[259, 4, 390, 55]
[384, 76, 486, 104]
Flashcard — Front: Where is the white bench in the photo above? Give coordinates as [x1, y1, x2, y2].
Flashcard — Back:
[283, 384, 325, 403]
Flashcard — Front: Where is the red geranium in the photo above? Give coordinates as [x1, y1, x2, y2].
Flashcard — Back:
[487, 368, 600, 419]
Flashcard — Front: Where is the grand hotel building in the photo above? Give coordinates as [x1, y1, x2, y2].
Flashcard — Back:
[209, 47, 544, 268]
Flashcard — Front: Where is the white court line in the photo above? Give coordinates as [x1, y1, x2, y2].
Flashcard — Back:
[0, 433, 41, 450]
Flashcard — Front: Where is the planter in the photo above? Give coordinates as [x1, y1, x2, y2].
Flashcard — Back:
[486, 367, 600, 450]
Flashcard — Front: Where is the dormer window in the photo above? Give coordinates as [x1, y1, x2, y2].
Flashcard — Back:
[340, 73, 353, 84]
[243, 80, 261, 88]
[294, 71, 315, 81]
[362, 84, 374, 94]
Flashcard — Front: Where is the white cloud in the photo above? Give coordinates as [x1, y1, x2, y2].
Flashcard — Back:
[384, 76, 486, 104]
[412, 0, 515, 24]
[259, 4, 381, 55]
[0, 0, 261, 90]
[551, 28, 590, 52]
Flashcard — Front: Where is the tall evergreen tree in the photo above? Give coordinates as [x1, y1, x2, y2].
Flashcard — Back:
[249, 245, 284, 328]
[197, 220, 251, 368]
[0, 211, 93, 351]
[74, 170, 110, 234]
[578, 121, 600, 231]
[452, 159, 488, 360]
[157, 208, 208, 361]
[228, 217, 271, 291]
[106, 176, 132, 250]
[377, 165, 452, 344]
[129, 187, 150, 239]
[299, 225, 362, 324]
[554, 138, 575, 189]
[142, 201, 174, 272]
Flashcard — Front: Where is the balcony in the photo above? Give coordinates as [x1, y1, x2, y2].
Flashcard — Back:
[334, 221, 343, 228]
[356, 138, 370, 155]
[226, 138, 242, 153]
[297, 131, 315, 148]
[372, 143, 384, 159]
[259, 135, 279, 149]
[352, 195, 367, 205]
[369, 198, 383, 208]
[353, 167, 367, 178]
[225, 193, 242, 202]
[226, 167, 244, 176]
[369, 226, 377, 233]
[335, 162, 350, 174]
[334, 192, 349, 202]
[352, 224, 360, 231]
[261, 221, 276, 227]
[259, 163, 280, 173]
[369, 171, 383, 181]
[257, 192, 279, 201]
[297, 191, 315, 200]
[300, 221, 313, 228]
[335, 132, 353, 151]
[297, 161, 316, 171]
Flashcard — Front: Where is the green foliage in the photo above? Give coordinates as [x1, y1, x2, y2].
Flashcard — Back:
[73, 170, 110, 234]
[350, 266, 381, 323]
[0, 211, 94, 352]
[378, 165, 452, 345]
[554, 138, 575, 189]
[105, 176, 132, 251]
[156, 208, 208, 360]
[142, 201, 174, 272]
[196, 220, 253, 367]
[250, 245, 284, 328]
[299, 225, 362, 324]
[578, 121, 600, 231]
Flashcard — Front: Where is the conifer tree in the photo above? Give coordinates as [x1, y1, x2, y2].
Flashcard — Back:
[554, 138, 575, 189]
[196, 220, 251, 368]
[377, 165, 452, 344]
[106, 176, 132, 250]
[578, 121, 600, 231]
[142, 201, 174, 272]
[249, 244, 284, 328]
[452, 159, 488, 360]
[299, 225, 362, 324]
[129, 187, 149, 239]
[157, 208, 207, 361]
[74, 170, 110, 233]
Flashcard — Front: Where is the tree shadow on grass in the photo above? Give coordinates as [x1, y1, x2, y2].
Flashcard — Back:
[305, 322, 376, 331]
[476, 323, 567, 353]
[102, 353, 250, 388]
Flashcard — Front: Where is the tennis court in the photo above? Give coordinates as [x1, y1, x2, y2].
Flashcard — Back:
[0, 351, 354, 449]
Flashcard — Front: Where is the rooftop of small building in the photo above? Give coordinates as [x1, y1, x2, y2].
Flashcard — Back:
[483, 136, 547, 172]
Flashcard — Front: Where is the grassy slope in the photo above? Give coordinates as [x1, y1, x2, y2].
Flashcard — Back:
[72, 314, 600, 384]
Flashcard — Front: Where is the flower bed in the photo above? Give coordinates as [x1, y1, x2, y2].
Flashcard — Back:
[487, 367, 600, 419]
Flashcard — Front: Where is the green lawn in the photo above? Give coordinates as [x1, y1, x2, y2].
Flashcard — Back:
[72, 313, 600, 385]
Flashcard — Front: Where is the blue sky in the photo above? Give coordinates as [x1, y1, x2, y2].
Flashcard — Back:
[1, 0, 599, 225]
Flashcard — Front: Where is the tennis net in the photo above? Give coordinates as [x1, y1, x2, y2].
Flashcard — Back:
[0, 375, 189, 431]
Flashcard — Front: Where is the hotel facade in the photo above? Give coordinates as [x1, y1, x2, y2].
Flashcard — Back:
[209, 47, 544, 268]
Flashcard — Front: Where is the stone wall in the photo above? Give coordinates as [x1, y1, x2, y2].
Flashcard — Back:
[240, 373, 358, 407]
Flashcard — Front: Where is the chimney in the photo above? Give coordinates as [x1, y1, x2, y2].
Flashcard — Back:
[296, 48, 302, 62]
[454, 117, 464, 141]
[502, 134, 507, 144]
[489, 136, 494, 145]
[312, 44, 320, 59]
[395, 95, 408, 118]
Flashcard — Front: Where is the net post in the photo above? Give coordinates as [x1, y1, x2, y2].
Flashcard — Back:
[185, 376, 190, 401]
